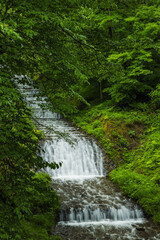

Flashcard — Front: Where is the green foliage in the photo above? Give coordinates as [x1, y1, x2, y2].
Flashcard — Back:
[0, 78, 60, 239]
[0, 0, 91, 115]
[128, 130, 136, 137]
[110, 125, 160, 222]
[61, 1, 160, 108]
[1, 0, 160, 110]
[71, 103, 145, 163]
[125, 130, 160, 177]
[71, 101, 160, 222]
[20, 173, 61, 240]
[1, 0, 160, 233]
[110, 168, 160, 222]
[150, 84, 160, 108]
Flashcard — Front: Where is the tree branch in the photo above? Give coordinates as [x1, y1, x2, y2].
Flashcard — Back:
[59, 25, 97, 51]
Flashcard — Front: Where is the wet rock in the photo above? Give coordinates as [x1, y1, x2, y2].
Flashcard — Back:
[136, 227, 145, 231]
[22, 83, 160, 240]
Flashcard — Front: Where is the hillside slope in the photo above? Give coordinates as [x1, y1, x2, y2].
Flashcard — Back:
[70, 103, 160, 223]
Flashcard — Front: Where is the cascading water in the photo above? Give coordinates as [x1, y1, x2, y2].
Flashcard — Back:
[17, 80, 160, 240]
[42, 136, 104, 178]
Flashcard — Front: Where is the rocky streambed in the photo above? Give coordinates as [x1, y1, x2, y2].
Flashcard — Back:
[18, 81, 160, 240]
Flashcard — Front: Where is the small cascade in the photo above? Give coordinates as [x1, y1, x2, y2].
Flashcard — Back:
[60, 206, 143, 223]
[42, 137, 104, 178]
[16, 79, 160, 240]
[32, 109, 61, 119]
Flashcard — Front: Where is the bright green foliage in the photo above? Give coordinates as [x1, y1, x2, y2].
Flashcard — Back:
[110, 169, 160, 222]
[110, 129, 160, 222]
[0, 78, 60, 239]
[71, 102, 146, 164]
[71, 102, 160, 222]
[21, 173, 61, 240]
[0, 0, 90, 115]
[1, 0, 160, 233]
[150, 84, 160, 108]
[0, 0, 90, 237]
[1, 0, 160, 110]
[65, 1, 160, 107]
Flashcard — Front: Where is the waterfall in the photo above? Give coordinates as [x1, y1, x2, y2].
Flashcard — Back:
[41, 137, 104, 178]
[16, 79, 160, 240]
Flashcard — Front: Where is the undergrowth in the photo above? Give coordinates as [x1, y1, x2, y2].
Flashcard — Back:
[70, 102, 160, 223]
[21, 172, 61, 240]
[0, 172, 61, 240]
[71, 102, 146, 165]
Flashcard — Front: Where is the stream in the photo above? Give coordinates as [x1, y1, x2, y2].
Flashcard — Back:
[17, 80, 160, 240]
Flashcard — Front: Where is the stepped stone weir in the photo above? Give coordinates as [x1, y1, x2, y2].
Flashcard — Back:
[17, 79, 160, 240]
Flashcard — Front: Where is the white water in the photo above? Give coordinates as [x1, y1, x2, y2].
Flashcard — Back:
[42, 137, 104, 179]
[60, 205, 143, 223]
[17, 80, 160, 240]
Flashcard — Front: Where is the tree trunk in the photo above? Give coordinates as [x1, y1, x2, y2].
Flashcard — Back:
[108, 9, 113, 39]
[99, 82, 103, 100]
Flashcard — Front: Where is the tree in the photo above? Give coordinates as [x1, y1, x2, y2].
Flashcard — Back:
[69, 0, 160, 107]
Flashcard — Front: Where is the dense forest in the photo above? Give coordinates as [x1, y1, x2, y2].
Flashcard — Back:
[1, 0, 160, 239]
